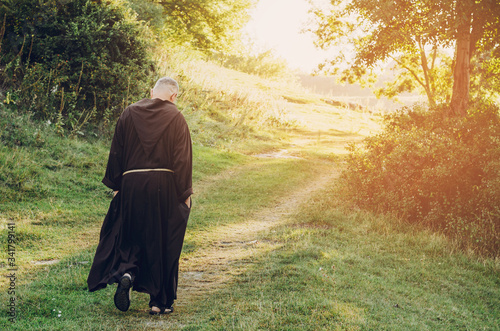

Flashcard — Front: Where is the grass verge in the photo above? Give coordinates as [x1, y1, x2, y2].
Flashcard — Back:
[2, 154, 498, 330]
[0, 153, 333, 330]
[175, 185, 500, 330]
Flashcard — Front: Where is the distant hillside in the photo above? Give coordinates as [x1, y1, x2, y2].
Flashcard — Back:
[298, 74, 373, 96]
[298, 74, 424, 112]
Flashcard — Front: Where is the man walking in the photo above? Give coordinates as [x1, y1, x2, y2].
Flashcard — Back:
[87, 77, 193, 315]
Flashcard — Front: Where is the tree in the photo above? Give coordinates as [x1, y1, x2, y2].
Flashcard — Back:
[450, 0, 500, 115]
[309, 0, 500, 115]
[148, 0, 255, 53]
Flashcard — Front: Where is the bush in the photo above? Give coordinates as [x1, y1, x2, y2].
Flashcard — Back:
[338, 102, 500, 256]
[0, 0, 155, 129]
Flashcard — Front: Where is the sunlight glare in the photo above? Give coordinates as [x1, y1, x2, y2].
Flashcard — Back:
[245, 0, 331, 73]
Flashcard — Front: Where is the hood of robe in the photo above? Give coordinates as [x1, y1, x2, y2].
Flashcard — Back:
[128, 98, 180, 157]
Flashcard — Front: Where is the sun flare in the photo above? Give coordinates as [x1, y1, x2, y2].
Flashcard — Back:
[245, 0, 330, 73]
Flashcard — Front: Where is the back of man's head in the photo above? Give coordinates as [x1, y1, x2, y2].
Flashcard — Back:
[151, 77, 179, 101]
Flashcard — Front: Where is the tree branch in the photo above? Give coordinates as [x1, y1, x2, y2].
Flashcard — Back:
[388, 55, 425, 89]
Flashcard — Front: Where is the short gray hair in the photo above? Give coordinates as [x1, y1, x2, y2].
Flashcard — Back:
[154, 77, 179, 94]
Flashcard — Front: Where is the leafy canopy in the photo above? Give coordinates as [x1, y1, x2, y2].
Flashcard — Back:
[309, 0, 500, 106]
[134, 0, 255, 53]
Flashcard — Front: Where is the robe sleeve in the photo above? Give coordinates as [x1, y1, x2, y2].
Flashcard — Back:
[172, 114, 193, 202]
[102, 117, 124, 191]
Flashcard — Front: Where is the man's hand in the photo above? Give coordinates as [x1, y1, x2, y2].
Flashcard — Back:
[185, 196, 191, 208]
[113, 191, 119, 197]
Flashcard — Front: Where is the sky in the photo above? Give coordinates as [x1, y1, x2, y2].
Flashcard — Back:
[244, 0, 331, 73]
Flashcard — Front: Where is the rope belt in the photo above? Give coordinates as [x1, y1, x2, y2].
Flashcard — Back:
[123, 168, 174, 176]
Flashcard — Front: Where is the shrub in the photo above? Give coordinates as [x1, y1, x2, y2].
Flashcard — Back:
[0, 0, 155, 129]
[338, 102, 500, 256]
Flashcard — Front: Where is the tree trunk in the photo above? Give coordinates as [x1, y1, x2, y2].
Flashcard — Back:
[449, 0, 473, 117]
[418, 38, 436, 107]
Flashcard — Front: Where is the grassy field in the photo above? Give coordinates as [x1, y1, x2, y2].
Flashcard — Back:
[1, 59, 499, 330]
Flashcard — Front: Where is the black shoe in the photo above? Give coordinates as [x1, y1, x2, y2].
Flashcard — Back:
[114, 275, 132, 312]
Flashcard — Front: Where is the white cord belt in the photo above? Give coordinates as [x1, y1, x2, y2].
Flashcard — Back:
[123, 168, 174, 176]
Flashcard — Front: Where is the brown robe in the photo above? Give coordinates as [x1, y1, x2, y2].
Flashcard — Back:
[87, 98, 193, 309]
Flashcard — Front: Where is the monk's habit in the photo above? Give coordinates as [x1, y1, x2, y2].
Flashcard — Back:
[87, 98, 193, 308]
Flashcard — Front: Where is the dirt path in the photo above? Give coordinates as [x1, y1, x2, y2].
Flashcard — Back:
[177, 165, 339, 305]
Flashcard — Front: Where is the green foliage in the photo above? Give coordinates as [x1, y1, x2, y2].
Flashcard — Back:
[0, 0, 155, 128]
[147, 0, 254, 53]
[0, 105, 46, 148]
[211, 50, 294, 80]
[338, 102, 500, 255]
[0, 106, 47, 200]
[310, 0, 500, 106]
[374, 50, 454, 105]
[471, 51, 500, 102]
[0, 104, 106, 204]
[126, 0, 166, 31]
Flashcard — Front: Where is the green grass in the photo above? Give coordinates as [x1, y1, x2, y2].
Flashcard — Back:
[189, 157, 325, 231]
[2, 156, 498, 330]
[173, 187, 500, 330]
[0, 152, 333, 330]
[0, 131, 251, 282]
